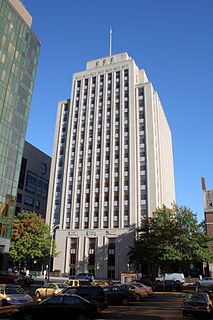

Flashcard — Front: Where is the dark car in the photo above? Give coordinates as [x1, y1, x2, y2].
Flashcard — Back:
[102, 285, 135, 306]
[182, 292, 213, 318]
[11, 294, 99, 320]
[0, 272, 20, 284]
[61, 285, 108, 310]
[0, 284, 33, 306]
[154, 280, 183, 292]
[198, 285, 213, 298]
[74, 273, 94, 282]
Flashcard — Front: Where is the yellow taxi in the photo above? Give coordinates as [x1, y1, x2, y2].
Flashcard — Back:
[121, 284, 148, 301]
[92, 280, 109, 287]
[35, 282, 68, 299]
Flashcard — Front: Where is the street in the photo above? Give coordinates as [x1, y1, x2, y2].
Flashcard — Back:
[99, 293, 184, 320]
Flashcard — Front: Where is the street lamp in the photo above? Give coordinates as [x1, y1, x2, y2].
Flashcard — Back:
[47, 224, 60, 282]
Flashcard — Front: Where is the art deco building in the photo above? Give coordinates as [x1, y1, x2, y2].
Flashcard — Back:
[46, 52, 176, 279]
[0, 0, 40, 269]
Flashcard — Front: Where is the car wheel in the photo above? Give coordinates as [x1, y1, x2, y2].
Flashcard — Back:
[136, 294, 141, 302]
[182, 311, 188, 318]
[36, 291, 40, 299]
[122, 297, 129, 306]
[23, 313, 33, 320]
[1, 299, 7, 307]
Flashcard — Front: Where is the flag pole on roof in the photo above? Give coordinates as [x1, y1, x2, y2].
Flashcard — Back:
[109, 26, 112, 56]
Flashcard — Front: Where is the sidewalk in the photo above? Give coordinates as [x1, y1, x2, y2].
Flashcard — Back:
[33, 275, 69, 282]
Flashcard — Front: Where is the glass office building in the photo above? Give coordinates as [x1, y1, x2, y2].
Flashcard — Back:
[0, 0, 40, 269]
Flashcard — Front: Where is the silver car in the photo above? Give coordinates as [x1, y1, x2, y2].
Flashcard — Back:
[0, 284, 33, 306]
[196, 277, 213, 286]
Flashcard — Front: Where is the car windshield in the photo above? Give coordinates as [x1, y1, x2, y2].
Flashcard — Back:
[5, 286, 25, 294]
[185, 293, 208, 302]
[134, 284, 144, 288]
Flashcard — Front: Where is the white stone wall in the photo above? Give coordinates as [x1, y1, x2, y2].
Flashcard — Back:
[47, 53, 176, 279]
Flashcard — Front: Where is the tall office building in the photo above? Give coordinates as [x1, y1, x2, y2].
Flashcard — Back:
[46, 53, 175, 279]
[0, 0, 40, 269]
[16, 141, 51, 218]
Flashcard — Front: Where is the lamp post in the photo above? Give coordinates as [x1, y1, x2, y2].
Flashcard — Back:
[47, 224, 60, 282]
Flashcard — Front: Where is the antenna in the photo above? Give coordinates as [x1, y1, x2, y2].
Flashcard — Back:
[109, 26, 112, 56]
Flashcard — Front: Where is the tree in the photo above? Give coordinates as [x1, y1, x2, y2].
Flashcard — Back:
[9, 212, 54, 270]
[128, 205, 213, 276]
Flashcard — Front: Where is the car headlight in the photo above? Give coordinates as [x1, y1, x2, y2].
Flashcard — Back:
[6, 297, 12, 301]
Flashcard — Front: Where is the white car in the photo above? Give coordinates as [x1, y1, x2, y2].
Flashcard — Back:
[155, 273, 185, 284]
[196, 277, 213, 286]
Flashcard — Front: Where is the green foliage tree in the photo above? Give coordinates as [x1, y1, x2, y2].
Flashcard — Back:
[128, 205, 213, 275]
[9, 212, 54, 270]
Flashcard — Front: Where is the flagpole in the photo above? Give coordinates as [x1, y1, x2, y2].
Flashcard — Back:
[109, 26, 112, 56]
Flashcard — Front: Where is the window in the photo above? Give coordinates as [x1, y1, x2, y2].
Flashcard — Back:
[25, 171, 37, 194]
[35, 200, 40, 209]
[36, 177, 42, 197]
[40, 163, 47, 175]
[42, 179, 49, 198]
[44, 296, 63, 304]
[63, 296, 81, 305]
[24, 196, 34, 207]
[18, 158, 27, 189]
[17, 193, 22, 203]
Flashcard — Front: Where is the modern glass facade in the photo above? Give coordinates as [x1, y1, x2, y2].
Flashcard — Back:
[0, 0, 40, 268]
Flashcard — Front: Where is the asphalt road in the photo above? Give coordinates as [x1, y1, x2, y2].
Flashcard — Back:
[98, 293, 185, 320]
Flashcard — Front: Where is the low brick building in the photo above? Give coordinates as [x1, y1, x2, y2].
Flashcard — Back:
[201, 177, 213, 276]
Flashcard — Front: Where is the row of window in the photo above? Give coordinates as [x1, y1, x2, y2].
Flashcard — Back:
[54, 71, 130, 227]
[138, 88, 148, 216]
[25, 170, 48, 199]
[17, 193, 40, 209]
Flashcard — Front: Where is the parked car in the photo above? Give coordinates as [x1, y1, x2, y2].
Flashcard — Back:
[102, 285, 135, 306]
[182, 292, 213, 318]
[11, 294, 99, 320]
[182, 284, 197, 293]
[131, 282, 153, 296]
[73, 273, 94, 282]
[155, 273, 185, 284]
[108, 280, 120, 285]
[0, 284, 33, 307]
[198, 285, 213, 298]
[0, 272, 20, 284]
[35, 282, 68, 299]
[132, 279, 154, 290]
[60, 285, 108, 310]
[196, 277, 213, 286]
[92, 280, 109, 287]
[120, 284, 148, 301]
[154, 280, 183, 292]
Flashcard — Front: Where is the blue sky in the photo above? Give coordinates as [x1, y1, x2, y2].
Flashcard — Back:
[23, 0, 213, 222]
